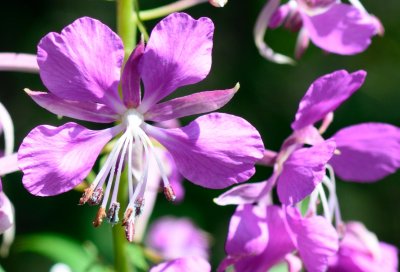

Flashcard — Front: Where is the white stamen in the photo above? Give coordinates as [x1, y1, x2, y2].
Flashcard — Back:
[110, 135, 130, 204]
[317, 183, 332, 222]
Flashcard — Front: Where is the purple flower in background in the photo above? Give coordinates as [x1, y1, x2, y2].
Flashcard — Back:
[17, 13, 264, 240]
[150, 256, 211, 272]
[255, 0, 384, 64]
[329, 222, 398, 272]
[218, 204, 339, 272]
[146, 217, 209, 260]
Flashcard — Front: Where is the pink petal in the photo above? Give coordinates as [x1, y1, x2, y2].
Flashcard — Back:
[26, 89, 118, 123]
[145, 113, 264, 189]
[18, 122, 121, 196]
[286, 207, 339, 272]
[150, 257, 211, 272]
[329, 123, 400, 182]
[38, 17, 125, 114]
[139, 13, 214, 112]
[0, 180, 13, 234]
[0, 53, 39, 73]
[278, 141, 336, 205]
[214, 181, 269, 206]
[301, 4, 378, 55]
[121, 40, 144, 108]
[144, 84, 239, 122]
[291, 70, 366, 131]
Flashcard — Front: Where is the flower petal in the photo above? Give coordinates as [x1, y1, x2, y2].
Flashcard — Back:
[214, 181, 269, 206]
[278, 140, 336, 205]
[0, 153, 18, 176]
[291, 70, 366, 131]
[150, 257, 211, 272]
[144, 84, 239, 122]
[18, 122, 121, 196]
[121, 40, 144, 108]
[329, 123, 400, 182]
[0, 180, 13, 234]
[139, 13, 214, 112]
[38, 17, 125, 113]
[301, 4, 378, 55]
[145, 113, 264, 189]
[25, 89, 119, 123]
[0, 53, 39, 73]
[286, 207, 339, 272]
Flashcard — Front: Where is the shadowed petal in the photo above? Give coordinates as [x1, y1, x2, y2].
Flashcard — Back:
[38, 17, 125, 113]
[121, 40, 144, 108]
[301, 4, 378, 55]
[150, 257, 211, 272]
[139, 13, 214, 112]
[0, 53, 39, 73]
[291, 70, 366, 131]
[329, 123, 400, 182]
[145, 113, 264, 189]
[144, 84, 239, 122]
[214, 181, 269, 206]
[18, 122, 122, 196]
[25, 89, 119, 123]
[278, 141, 336, 205]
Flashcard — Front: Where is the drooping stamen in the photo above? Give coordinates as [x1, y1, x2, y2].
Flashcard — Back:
[93, 207, 106, 227]
[88, 187, 104, 206]
[125, 220, 135, 243]
[326, 164, 343, 228]
[79, 186, 94, 205]
[109, 135, 130, 205]
[107, 202, 120, 224]
[317, 183, 332, 222]
[134, 197, 145, 216]
[164, 184, 176, 202]
[122, 208, 133, 226]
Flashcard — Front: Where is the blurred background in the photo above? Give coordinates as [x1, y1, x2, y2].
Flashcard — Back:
[0, 0, 399, 270]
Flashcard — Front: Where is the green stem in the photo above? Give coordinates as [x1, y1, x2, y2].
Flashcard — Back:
[139, 0, 208, 21]
[133, 0, 149, 41]
[117, 0, 136, 61]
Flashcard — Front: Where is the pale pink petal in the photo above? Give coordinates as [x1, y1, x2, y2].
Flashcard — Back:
[18, 123, 121, 196]
[139, 13, 214, 112]
[0, 53, 39, 73]
[150, 257, 211, 272]
[145, 113, 264, 189]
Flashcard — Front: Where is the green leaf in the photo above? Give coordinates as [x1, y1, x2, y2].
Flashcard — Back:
[269, 262, 288, 272]
[14, 233, 100, 272]
[126, 244, 149, 271]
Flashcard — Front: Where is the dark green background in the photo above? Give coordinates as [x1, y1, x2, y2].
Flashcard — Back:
[0, 0, 399, 270]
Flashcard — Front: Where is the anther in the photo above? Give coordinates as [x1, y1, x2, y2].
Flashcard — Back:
[122, 208, 133, 226]
[134, 197, 145, 216]
[163, 185, 176, 202]
[79, 187, 93, 205]
[93, 207, 106, 227]
[124, 220, 135, 242]
[107, 202, 120, 224]
[88, 187, 104, 206]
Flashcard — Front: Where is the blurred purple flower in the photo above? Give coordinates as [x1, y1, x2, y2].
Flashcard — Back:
[17, 13, 264, 239]
[150, 256, 211, 272]
[146, 217, 209, 260]
[255, 0, 383, 64]
[329, 222, 398, 272]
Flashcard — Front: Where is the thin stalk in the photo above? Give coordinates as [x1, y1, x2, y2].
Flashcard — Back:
[117, 0, 136, 61]
[139, 0, 208, 21]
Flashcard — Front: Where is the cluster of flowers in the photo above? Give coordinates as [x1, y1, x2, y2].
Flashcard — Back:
[0, 0, 398, 271]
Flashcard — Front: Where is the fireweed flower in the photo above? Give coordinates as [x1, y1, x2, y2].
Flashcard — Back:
[150, 256, 211, 272]
[254, 0, 384, 64]
[146, 216, 209, 260]
[17, 13, 264, 240]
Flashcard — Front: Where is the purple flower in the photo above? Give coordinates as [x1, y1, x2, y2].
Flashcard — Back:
[329, 222, 398, 272]
[17, 13, 264, 238]
[150, 256, 211, 272]
[146, 216, 209, 260]
[255, 0, 383, 64]
[218, 204, 339, 272]
[215, 69, 400, 206]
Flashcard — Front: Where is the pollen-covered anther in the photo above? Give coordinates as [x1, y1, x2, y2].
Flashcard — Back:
[107, 202, 120, 224]
[122, 208, 133, 226]
[134, 197, 145, 216]
[79, 187, 94, 205]
[88, 187, 104, 206]
[124, 220, 135, 243]
[93, 207, 106, 227]
[163, 185, 176, 202]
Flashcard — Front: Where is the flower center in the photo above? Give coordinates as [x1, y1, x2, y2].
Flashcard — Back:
[123, 109, 144, 135]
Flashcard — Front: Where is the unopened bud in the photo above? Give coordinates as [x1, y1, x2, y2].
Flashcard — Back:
[79, 187, 93, 205]
[164, 185, 176, 202]
[93, 207, 106, 227]
[209, 0, 228, 8]
[88, 187, 103, 206]
[107, 202, 120, 224]
[125, 221, 135, 242]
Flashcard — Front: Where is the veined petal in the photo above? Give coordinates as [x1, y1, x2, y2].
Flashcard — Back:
[18, 122, 122, 196]
[121, 40, 144, 108]
[139, 13, 214, 112]
[286, 207, 339, 272]
[144, 84, 239, 122]
[301, 4, 378, 55]
[37, 17, 125, 113]
[329, 123, 400, 182]
[25, 89, 119, 123]
[0, 53, 39, 73]
[291, 70, 366, 131]
[145, 113, 264, 189]
[214, 181, 269, 206]
[278, 141, 336, 205]
[150, 257, 211, 272]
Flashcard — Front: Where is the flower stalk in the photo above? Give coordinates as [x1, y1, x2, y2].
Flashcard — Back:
[138, 0, 208, 21]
